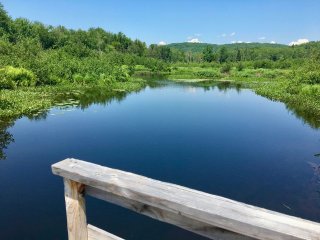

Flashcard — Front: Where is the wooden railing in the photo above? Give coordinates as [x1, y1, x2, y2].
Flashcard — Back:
[52, 158, 320, 240]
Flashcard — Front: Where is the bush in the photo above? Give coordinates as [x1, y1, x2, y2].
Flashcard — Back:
[302, 71, 320, 84]
[220, 64, 231, 74]
[195, 70, 221, 79]
[294, 62, 320, 84]
[237, 62, 244, 71]
[0, 66, 36, 89]
[263, 70, 277, 79]
[114, 65, 130, 82]
[301, 85, 320, 95]
[253, 60, 273, 69]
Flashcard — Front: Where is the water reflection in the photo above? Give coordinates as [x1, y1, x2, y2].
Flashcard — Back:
[1, 80, 320, 239]
[0, 87, 141, 160]
[0, 80, 320, 160]
[0, 120, 14, 160]
[284, 102, 320, 129]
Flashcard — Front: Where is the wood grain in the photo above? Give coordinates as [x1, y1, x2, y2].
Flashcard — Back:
[88, 224, 124, 240]
[86, 186, 253, 240]
[53, 159, 320, 240]
[64, 178, 88, 240]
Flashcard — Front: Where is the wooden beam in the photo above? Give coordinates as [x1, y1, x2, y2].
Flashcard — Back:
[86, 186, 252, 240]
[64, 178, 88, 240]
[53, 159, 320, 240]
[88, 224, 124, 240]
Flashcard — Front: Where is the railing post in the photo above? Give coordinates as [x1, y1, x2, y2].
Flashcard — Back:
[64, 178, 88, 240]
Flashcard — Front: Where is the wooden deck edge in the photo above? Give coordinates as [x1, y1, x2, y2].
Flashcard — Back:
[88, 224, 124, 240]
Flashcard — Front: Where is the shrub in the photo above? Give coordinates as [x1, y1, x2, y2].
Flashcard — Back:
[237, 62, 244, 71]
[0, 77, 16, 89]
[195, 70, 221, 79]
[303, 71, 320, 84]
[114, 65, 130, 82]
[220, 64, 231, 74]
[0, 66, 36, 89]
[301, 85, 320, 95]
[263, 70, 277, 79]
[253, 60, 273, 69]
[294, 62, 320, 84]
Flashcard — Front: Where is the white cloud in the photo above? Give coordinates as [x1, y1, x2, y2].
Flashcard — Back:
[270, 41, 276, 44]
[289, 38, 309, 46]
[230, 32, 236, 37]
[188, 38, 201, 43]
[231, 40, 243, 44]
[258, 36, 266, 40]
[188, 34, 202, 40]
[158, 41, 167, 46]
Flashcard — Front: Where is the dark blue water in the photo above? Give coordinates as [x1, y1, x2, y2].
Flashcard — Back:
[1, 82, 319, 239]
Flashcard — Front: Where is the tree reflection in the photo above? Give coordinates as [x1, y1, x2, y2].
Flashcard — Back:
[0, 120, 14, 160]
[0, 81, 320, 160]
[0, 86, 145, 160]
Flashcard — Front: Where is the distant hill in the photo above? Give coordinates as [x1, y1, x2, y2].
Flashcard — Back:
[167, 42, 289, 53]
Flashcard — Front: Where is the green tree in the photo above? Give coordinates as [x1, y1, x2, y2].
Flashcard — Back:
[218, 47, 229, 63]
[203, 46, 214, 62]
[236, 49, 242, 61]
[0, 3, 11, 35]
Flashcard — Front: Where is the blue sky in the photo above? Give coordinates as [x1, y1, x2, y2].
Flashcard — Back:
[2, 0, 320, 45]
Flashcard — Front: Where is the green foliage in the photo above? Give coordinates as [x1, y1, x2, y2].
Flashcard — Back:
[236, 49, 242, 61]
[0, 81, 146, 119]
[147, 44, 180, 62]
[301, 84, 320, 95]
[237, 62, 244, 71]
[253, 60, 273, 69]
[218, 47, 229, 63]
[1, 2, 320, 129]
[113, 65, 130, 82]
[0, 66, 36, 89]
[220, 64, 231, 74]
[0, 3, 171, 89]
[202, 46, 214, 62]
[0, 3, 11, 35]
[195, 70, 221, 79]
[293, 61, 320, 84]
[167, 42, 309, 65]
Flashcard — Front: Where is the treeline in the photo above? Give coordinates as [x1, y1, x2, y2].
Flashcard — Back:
[168, 42, 320, 66]
[1, 2, 320, 89]
[0, 3, 174, 89]
[169, 41, 320, 85]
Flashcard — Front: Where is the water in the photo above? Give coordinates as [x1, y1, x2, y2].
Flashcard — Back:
[0, 81, 319, 240]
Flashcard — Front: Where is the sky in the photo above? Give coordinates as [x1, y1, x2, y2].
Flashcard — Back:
[2, 0, 320, 46]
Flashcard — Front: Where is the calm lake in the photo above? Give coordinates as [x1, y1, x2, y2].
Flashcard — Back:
[0, 81, 319, 240]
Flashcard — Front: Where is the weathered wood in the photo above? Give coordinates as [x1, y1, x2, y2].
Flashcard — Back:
[64, 178, 88, 240]
[53, 159, 320, 240]
[86, 186, 253, 240]
[88, 224, 124, 240]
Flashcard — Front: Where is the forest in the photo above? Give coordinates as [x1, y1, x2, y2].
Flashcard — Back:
[0, 2, 320, 123]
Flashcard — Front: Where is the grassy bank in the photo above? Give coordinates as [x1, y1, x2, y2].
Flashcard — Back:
[0, 79, 146, 120]
[1, 65, 320, 129]
[167, 66, 320, 128]
[168, 66, 290, 82]
[255, 81, 320, 128]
